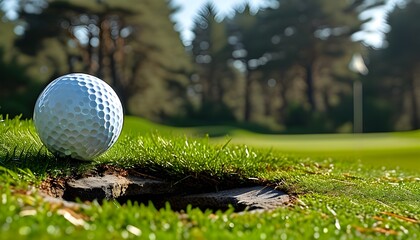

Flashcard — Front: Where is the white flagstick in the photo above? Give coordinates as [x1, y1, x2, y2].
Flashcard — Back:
[349, 53, 368, 133]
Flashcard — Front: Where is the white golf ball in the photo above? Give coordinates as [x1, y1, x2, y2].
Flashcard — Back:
[33, 73, 123, 160]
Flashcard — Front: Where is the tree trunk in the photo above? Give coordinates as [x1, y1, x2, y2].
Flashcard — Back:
[278, 71, 288, 121]
[67, 55, 74, 73]
[264, 83, 271, 116]
[215, 67, 223, 105]
[304, 63, 316, 111]
[263, 73, 275, 116]
[86, 31, 94, 74]
[209, 65, 217, 104]
[244, 71, 252, 122]
[409, 70, 419, 129]
[97, 17, 105, 80]
[110, 47, 124, 106]
[99, 18, 113, 84]
[199, 65, 212, 106]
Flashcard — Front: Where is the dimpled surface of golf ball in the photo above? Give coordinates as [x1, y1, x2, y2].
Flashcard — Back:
[33, 73, 123, 160]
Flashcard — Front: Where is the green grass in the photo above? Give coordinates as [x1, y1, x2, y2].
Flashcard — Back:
[123, 116, 420, 170]
[1, 115, 419, 239]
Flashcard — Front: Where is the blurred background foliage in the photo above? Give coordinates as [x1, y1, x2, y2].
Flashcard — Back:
[1, 0, 419, 133]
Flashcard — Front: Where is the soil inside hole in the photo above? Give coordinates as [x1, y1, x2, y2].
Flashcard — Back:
[40, 165, 291, 212]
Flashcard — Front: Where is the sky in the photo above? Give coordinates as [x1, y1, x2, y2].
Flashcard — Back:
[170, 0, 278, 46]
[170, 0, 405, 48]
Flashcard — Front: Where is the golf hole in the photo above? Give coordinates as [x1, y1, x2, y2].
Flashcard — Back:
[40, 166, 291, 212]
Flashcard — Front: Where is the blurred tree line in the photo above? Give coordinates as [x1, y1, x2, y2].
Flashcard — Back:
[1, 0, 420, 133]
[0, 0, 191, 121]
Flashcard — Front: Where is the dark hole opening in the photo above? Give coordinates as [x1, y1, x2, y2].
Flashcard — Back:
[43, 165, 290, 212]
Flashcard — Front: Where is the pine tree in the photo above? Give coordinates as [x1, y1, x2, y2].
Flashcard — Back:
[369, 0, 420, 130]
[259, 0, 382, 113]
[9, 0, 191, 120]
[190, 3, 236, 122]
[228, 4, 262, 122]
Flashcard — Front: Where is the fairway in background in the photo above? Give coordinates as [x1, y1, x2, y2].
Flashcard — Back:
[124, 116, 420, 171]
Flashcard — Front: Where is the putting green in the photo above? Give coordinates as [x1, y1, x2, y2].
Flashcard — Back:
[123, 116, 420, 170]
[215, 131, 420, 170]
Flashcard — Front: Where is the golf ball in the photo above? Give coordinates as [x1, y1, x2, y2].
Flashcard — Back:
[33, 73, 123, 160]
